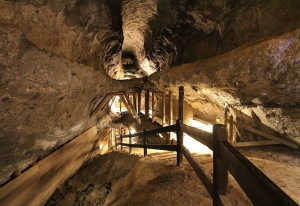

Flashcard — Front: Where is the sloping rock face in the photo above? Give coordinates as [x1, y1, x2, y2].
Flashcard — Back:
[0, 0, 122, 185]
[149, 29, 300, 144]
[0, 0, 300, 187]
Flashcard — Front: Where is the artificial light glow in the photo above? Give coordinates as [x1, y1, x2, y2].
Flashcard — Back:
[110, 96, 127, 113]
[185, 118, 213, 154]
[183, 134, 212, 155]
[130, 127, 136, 134]
[190, 119, 213, 133]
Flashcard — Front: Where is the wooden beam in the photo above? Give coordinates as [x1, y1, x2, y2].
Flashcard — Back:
[119, 95, 132, 116]
[178, 86, 184, 122]
[229, 115, 234, 143]
[152, 90, 155, 121]
[182, 145, 213, 197]
[169, 90, 173, 126]
[176, 120, 183, 166]
[134, 93, 138, 111]
[121, 143, 177, 151]
[180, 123, 213, 150]
[145, 90, 150, 118]
[213, 124, 229, 206]
[233, 121, 298, 149]
[220, 141, 298, 206]
[232, 140, 280, 147]
[90, 94, 112, 117]
[162, 91, 166, 126]
[138, 92, 141, 114]
[123, 93, 141, 124]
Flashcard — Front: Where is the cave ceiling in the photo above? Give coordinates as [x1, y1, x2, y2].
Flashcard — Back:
[0, 0, 300, 185]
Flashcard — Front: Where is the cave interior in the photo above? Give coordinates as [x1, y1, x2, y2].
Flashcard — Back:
[1, 0, 300, 205]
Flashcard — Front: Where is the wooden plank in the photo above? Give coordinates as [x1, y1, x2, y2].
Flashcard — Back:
[145, 90, 150, 118]
[219, 195, 232, 206]
[213, 124, 229, 206]
[232, 140, 280, 147]
[119, 95, 133, 115]
[123, 93, 141, 124]
[220, 140, 298, 206]
[182, 145, 213, 197]
[169, 90, 173, 126]
[145, 124, 177, 135]
[152, 90, 155, 121]
[121, 143, 177, 151]
[162, 91, 166, 126]
[90, 94, 111, 117]
[0, 164, 42, 206]
[180, 123, 213, 150]
[234, 121, 298, 149]
[138, 92, 141, 114]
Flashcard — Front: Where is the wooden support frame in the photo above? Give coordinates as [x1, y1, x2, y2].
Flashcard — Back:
[138, 92, 141, 115]
[143, 129, 147, 156]
[90, 94, 112, 117]
[145, 90, 150, 118]
[176, 120, 183, 166]
[152, 90, 155, 121]
[213, 124, 230, 206]
[169, 90, 173, 126]
[123, 93, 141, 124]
[162, 91, 166, 126]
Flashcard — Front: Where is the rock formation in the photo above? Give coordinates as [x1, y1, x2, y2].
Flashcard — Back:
[0, 0, 300, 186]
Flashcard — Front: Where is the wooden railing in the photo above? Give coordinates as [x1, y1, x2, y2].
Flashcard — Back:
[117, 121, 298, 205]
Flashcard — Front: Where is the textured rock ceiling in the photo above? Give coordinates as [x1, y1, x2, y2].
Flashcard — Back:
[1, 0, 300, 185]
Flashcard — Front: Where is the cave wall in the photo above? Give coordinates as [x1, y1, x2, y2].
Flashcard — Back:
[144, 0, 300, 71]
[1, 0, 300, 187]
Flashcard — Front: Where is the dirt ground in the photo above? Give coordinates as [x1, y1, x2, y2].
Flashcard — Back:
[46, 145, 300, 206]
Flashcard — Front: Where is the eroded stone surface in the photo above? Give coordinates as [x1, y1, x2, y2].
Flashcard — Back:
[1, 0, 300, 187]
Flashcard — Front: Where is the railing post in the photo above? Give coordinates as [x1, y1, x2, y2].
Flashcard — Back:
[213, 124, 229, 206]
[129, 133, 132, 154]
[120, 135, 123, 151]
[178, 86, 184, 122]
[224, 107, 228, 126]
[162, 91, 166, 126]
[176, 119, 183, 166]
[143, 129, 147, 157]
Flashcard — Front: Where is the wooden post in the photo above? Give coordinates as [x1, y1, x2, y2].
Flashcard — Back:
[138, 91, 141, 115]
[143, 129, 147, 157]
[176, 119, 183, 166]
[169, 90, 173, 143]
[213, 124, 229, 206]
[169, 90, 173, 126]
[178, 86, 184, 122]
[129, 133, 132, 154]
[224, 107, 228, 126]
[134, 93, 138, 112]
[152, 90, 155, 122]
[177, 86, 184, 166]
[229, 115, 234, 144]
[108, 129, 111, 149]
[145, 90, 150, 118]
[120, 134, 123, 151]
[162, 91, 166, 126]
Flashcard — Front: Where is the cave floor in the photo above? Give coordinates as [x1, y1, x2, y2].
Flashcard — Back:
[46, 145, 300, 206]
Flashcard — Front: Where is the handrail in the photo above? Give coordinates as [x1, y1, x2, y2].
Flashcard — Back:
[120, 124, 177, 138]
[219, 140, 298, 206]
[179, 123, 213, 150]
[181, 145, 213, 197]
